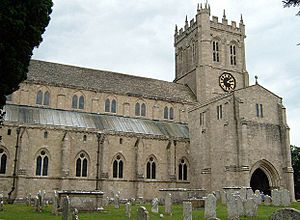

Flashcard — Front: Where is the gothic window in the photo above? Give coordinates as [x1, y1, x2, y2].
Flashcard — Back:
[78, 96, 85, 109]
[164, 106, 168, 119]
[111, 99, 117, 113]
[135, 103, 140, 116]
[256, 103, 263, 117]
[164, 106, 174, 120]
[72, 95, 78, 109]
[169, 107, 174, 120]
[76, 153, 88, 177]
[43, 91, 50, 106]
[212, 41, 220, 62]
[113, 155, 123, 178]
[0, 148, 7, 174]
[217, 105, 223, 120]
[135, 102, 146, 117]
[105, 99, 110, 112]
[36, 90, 43, 105]
[230, 45, 237, 65]
[141, 103, 146, 117]
[146, 157, 156, 179]
[178, 159, 188, 181]
[36, 150, 48, 176]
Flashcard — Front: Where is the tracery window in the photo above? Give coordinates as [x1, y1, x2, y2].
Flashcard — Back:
[76, 153, 88, 177]
[36, 90, 50, 106]
[178, 159, 188, 181]
[113, 155, 123, 178]
[164, 106, 174, 120]
[105, 98, 117, 113]
[230, 44, 237, 65]
[72, 94, 84, 109]
[135, 102, 146, 117]
[146, 157, 156, 179]
[0, 148, 7, 174]
[212, 41, 220, 62]
[36, 150, 48, 176]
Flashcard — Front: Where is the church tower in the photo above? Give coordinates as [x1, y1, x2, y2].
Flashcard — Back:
[174, 3, 249, 101]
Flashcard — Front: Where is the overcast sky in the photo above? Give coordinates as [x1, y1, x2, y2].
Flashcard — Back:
[33, 0, 300, 146]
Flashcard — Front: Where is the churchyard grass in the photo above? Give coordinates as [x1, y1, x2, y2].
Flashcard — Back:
[1, 202, 300, 220]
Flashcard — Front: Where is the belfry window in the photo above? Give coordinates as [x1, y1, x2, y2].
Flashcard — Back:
[72, 95, 84, 109]
[36, 150, 48, 176]
[212, 41, 220, 62]
[217, 105, 223, 120]
[178, 159, 188, 181]
[105, 98, 117, 113]
[76, 153, 88, 177]
[164, 106, 174, 120]
[135, 102, 146, 117]
[146, 157, 156, 179]
[230, 45, 237, 65]
[113, 155, 123, 178]
[256, 103, 263, 118]
[0, 148, 7, 174]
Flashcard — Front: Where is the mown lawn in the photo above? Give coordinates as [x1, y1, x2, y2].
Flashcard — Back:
[0, 202, 300, 220]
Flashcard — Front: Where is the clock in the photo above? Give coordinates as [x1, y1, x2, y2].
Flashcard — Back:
[219, 72, 236, 92]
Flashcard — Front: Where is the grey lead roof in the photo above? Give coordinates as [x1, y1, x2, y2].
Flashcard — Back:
[4, 104, 189, 139]
[26, 60, 197, 103]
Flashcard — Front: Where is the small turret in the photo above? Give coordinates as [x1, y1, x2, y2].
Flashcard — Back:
[239, 14, 245, 34]
[222, 9, 228, 25]
[185, 15, 188, 30]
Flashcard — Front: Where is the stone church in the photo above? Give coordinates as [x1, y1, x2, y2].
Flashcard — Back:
[0, 4, 295, 201]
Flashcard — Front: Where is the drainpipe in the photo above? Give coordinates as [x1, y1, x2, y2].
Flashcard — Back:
[8, 126, 23, 203]
[96, 132, 104, 190]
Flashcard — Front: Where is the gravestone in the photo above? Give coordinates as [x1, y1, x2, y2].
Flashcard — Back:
[227, 195, 239, 220]
[236, 196, 244, 217]
[114, 193, 120, 209]
[220, 191, 227, 204]
[34, 195, 41, 212]
[102, 196, 109, 207]
[272, 189, 281, 206]
[72, 208, 79, 220]
[183, 201, 192, 220]
[165, 193, 172, 215]
[214, 191, 221, 201]
[280, 189, 290, 207]
[254, 190, 262, 205]
[244, 198, 257, 217]
[204, 194, 217, 219]
[138, 197, 144, 205]
[0, 194, 3, 212]
[137, 206, 149, 220]
[246, 188, 253, 200]
[125, 202, 131, 218]
[37, 192, 43, 212]
[239, 187, 247, 201]
[62, 196, 71, 220]
[269, 208, 300, 220]
[151, 198, 159, 213]
[52, 190, 59, 215]
[264, 195, 272, 206]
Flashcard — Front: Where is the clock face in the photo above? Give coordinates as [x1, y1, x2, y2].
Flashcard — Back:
[219, 72, 236, 92]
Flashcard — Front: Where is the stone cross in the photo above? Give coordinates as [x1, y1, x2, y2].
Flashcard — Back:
[62, 196, 71, 220]
[264, 195, 272, 206]
[271, 189, 281, 206]
[137, 206, 149, 220]
[183, 201, 192, 220]
[244, 198, 257, 217]
[281, 189, 291, 207]
[125, 202, 131, 218]
[52, 190, 59, 215]
[204, 194, 217, 219]
[72, 208, 79, 220]
[164, 193, 172, 215]
[151, 198, 159, 214]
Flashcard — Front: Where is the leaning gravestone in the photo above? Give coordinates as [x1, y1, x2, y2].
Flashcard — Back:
[165, 193, 172, 215]
[280, 189, 290, 207]
[183, 201, 192, 220]
[244, 198, 257, 217]
[62, 196, 71, 220]
[125, 202, 131, 218]
[151, 198, 159, 214]
[269, 208, 300, 220]
[205, 194, 217, 219]
[272, 189, 281, 206]
[264, 195, 272, 206]
[137, 206, 149, 220]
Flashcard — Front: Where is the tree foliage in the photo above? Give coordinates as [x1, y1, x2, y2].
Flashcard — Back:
[291, 145, 300, 199]
[0, 0, 53, 108]
[283, 0, 300, 15]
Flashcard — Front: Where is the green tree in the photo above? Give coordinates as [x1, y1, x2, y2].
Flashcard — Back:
[283, 0, 300, 15]
[291, 145, 300, 199]
[0, 0, 53, 124]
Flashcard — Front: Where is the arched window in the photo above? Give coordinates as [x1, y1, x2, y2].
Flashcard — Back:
[212, 41, 220, 62]
[36, 150, 48, 176]
[230, 44, 237, 65]
[169, 107, 174, 120]
[146, 157, 156, 179]
[141, 103, 146, 117]
[111, 99, 117, 113]
[178, 159, 188, 181]
[0, 148, 7, 174]
[113, 155, 123, 178]
[36, 90, 43, 105]
[105, 99, 110, 112]
[76, 153, 88, 177]
[43, 91, 50, 106]
[164, 106, 169, 119]
[72, 95, 78, 109]
[135, 103, 140, 116]
[78, 96, 84, 109]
